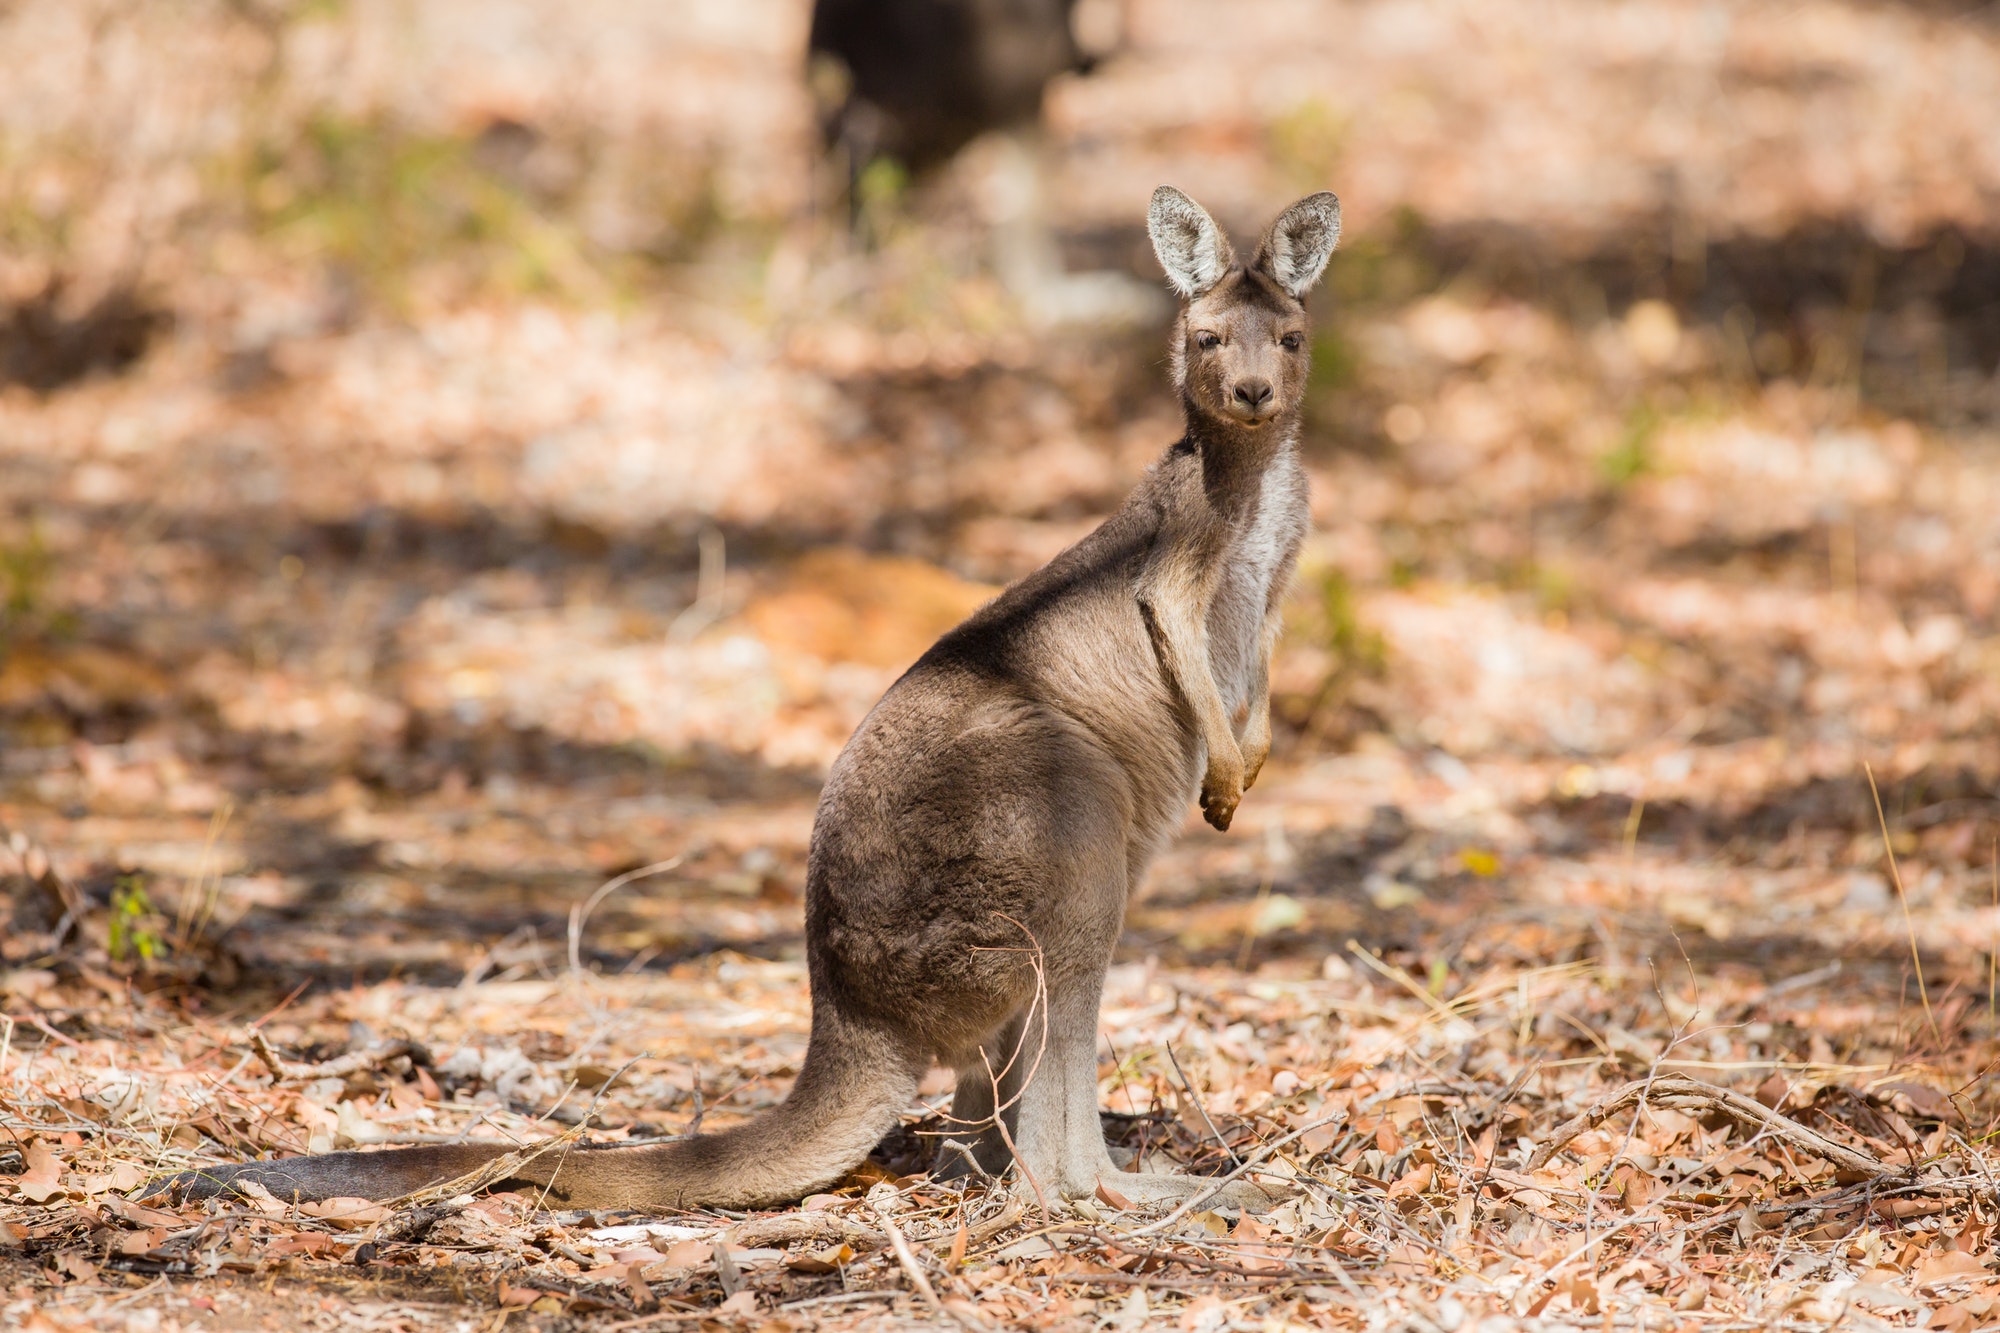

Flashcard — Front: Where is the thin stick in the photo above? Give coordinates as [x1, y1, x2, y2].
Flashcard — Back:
[1103, 1033, 1140, 1119]
[1166, 1041, 1241, 1168]
[1119, 1111, 1345, 1240]
[246, 979, 313, 1034]
[869, 1198, 942, 1310]
[1347, 941, 1460, 1027]
[939, 1140, 995, 1183]
[250, 1032, 421, 1083]
[1514, 1213, 1655, 1312]
[10, 1014, 82, 1050]
[373, 1120, 593, 1220]
[939, 913, 1054, 1136]
[1866, 763, 1940, 1046]
[1989, 838, 1996, 1037]
[984, 1048, 1051, 1222]
[1621, 794, 1647, 910]
[567, 857, 685, 979]
[1527, 1074, 1885, 1176]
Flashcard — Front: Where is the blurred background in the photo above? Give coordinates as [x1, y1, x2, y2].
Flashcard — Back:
[4, 0, 2000, 1005]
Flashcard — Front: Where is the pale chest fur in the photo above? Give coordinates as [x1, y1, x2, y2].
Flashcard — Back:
[1206, 448, 1309, 713]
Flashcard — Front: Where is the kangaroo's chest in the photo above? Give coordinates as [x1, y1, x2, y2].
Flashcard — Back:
[1207, 457, 1308, 708]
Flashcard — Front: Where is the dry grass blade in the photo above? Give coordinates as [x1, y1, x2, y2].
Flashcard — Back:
[567, 857, 685, 980]
[1866, 762, 1941, 1046]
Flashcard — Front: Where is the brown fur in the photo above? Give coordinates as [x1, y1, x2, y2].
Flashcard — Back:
[149, 187, 1340, 1213]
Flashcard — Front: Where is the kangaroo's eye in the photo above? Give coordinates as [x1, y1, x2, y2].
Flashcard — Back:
[1281, 332, 1304, 351]
[1194, 331, 1221, 350]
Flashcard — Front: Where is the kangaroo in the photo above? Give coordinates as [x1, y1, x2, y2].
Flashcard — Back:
[152, 186, 1339, 1214]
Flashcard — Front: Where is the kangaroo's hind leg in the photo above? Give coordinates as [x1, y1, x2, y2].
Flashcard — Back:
[934, 1009, 1029, 1180]
[1005, 920, 1125, 1204]
[1008, 912, 1281, 1213]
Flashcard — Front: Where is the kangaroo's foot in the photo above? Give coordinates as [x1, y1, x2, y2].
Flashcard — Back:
[1016, 1165, 1283, 1214]
[1008, 966, 1291, 1215]
[1093, 1169, 1287, 1212]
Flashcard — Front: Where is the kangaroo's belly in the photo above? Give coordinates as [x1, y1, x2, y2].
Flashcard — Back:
[1208, 455, 1308, 713]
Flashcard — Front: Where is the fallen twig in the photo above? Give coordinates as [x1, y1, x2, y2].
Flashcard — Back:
[250, 1031, 425, 1083]
[721, 1211, 885, 1250]
[869, 1196, 942, 1309]
[1528, 1074, 1887, 1177]
[1168, 1040, 1242, 1168]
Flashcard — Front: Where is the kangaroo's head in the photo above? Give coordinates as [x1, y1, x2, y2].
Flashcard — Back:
[1147, 186, 1341, 434]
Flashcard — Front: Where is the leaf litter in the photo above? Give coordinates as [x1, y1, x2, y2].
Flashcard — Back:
[7, 0, 2000, 1329]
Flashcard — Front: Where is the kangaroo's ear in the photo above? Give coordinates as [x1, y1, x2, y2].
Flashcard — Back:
[1148, 186, 1235, 299]
[1254, 192, 1341, 299]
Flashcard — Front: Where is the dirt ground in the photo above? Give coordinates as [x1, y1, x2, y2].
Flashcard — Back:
[6, 1, 2000, 1329]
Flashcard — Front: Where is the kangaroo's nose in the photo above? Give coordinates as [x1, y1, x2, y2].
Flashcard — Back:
[1233, 379, 1273, 410]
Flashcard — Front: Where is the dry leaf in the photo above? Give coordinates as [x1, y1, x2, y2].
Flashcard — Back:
[297, 1197, 390, 1230]
[112, 1229, 164, 1256]
[1387, 1161, 1434, 1199]
[101, 1196, 182, 1228]
[660, 1239, 712, 1268]
[783, 1242, 852, 1274]
[1877, 1080, 1958, 1122]
[228, 1178, 291, 1219]
[15, 1143, 62, 1203]
[714, 1291, 759, 1318]
[1931, 1303, 1977, 1332]
[1918, 1250, 1990, 1287]
[53, 1252, 96, 1284]
[1849, 1283, 1927, 1312]
[264, 1233, 338, 1258]
[496, 1279, 541, 1307]
[1873, 1198, 1951, 1221]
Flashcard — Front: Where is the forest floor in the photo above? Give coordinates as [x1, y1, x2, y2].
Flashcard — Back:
[7, 1, 2000, 1329]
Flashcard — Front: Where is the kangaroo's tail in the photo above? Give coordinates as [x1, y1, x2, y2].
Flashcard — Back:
[148, 1013, 922, 1211]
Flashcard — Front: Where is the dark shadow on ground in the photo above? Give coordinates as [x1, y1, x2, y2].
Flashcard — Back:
[0, 280, 169, 392]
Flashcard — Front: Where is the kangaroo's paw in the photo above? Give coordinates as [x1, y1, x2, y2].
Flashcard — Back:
[1200, 776, 1242, 831]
